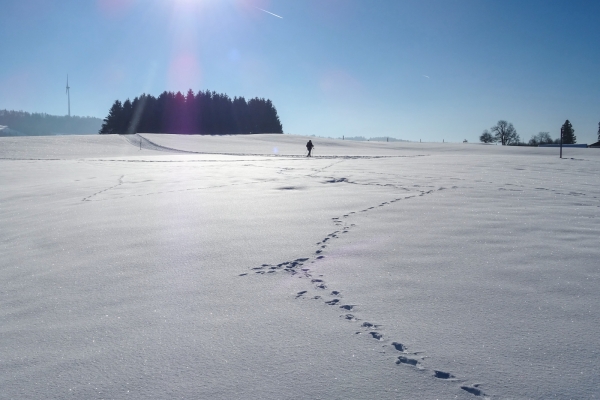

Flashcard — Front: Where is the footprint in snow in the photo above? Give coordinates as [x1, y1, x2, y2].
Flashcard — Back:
[391, 342, 406, 352]
[434, 370, 455, 380]
[461, 386, 485, 396]
[361, 322, 381, 329]
[396, 356, 419, 366]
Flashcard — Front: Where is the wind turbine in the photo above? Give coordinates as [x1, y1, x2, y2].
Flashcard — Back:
[66, 75, 71, 117]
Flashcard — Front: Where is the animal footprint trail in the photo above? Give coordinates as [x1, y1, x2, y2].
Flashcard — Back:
[82, 175, 125, 202]
[240, 185, 487, 397]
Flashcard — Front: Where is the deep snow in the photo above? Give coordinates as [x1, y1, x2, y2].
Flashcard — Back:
[1, 134, 599, 399]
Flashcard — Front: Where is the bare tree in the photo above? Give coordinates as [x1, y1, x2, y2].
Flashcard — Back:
[479, 129, 495, 143]
[491, 120, 519, 145]
[528, 132, 553, 146]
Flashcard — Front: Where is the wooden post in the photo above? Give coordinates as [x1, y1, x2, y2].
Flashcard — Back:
[560, 127, 563, 159]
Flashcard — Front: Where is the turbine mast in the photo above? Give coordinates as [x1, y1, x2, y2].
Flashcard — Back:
[66, 75, 71, 117]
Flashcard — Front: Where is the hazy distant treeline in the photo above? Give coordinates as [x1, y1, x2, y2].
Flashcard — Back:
[0, 110, 102, 136]
[100, 90, 283, 135]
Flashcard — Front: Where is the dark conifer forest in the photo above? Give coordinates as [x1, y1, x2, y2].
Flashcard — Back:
[99, 90, 283, 135]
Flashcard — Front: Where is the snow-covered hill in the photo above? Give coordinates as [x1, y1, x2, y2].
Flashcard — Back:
[1, 134, 598, 399]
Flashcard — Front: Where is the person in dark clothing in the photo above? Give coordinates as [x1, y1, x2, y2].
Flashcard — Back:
[306, 140, 314, 157]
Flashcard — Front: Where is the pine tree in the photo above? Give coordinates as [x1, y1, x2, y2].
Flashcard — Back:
[185, 89, 197, 134]
[99, 100, 123, 134]
[597, 122, 600, 142]
[121, 99, 133, 134]
[560, 120, 576, 144]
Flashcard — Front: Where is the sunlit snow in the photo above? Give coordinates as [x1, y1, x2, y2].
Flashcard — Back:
[1, 134, 599, 399]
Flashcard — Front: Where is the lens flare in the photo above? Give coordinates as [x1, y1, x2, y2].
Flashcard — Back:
[168, 53, 202, 91]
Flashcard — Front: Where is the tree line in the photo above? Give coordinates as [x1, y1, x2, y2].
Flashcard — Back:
[480, 120, 582, 145]
[0, 109, 102, 136]
[99, 90, 283, 135]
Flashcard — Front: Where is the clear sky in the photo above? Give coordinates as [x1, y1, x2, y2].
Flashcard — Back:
[1, 0, 599, 143]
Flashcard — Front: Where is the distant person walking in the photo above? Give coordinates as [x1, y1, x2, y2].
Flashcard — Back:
[306, 140, 314, 157]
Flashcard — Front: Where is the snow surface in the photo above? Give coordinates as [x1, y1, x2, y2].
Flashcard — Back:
[1, 134, 599, 399]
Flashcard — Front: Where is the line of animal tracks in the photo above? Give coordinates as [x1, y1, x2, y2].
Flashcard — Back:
[239, 185, 490, 399]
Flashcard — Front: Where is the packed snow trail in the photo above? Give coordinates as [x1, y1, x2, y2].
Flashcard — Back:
[121, 134, 194, 154]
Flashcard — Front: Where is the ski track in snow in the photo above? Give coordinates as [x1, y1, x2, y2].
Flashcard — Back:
[128, 133, 430, 160]
[239, 185, 490, 398]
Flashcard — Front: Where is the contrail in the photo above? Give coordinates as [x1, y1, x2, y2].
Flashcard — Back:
[256, 7, 283, 19]
[422, 75, 430, 79]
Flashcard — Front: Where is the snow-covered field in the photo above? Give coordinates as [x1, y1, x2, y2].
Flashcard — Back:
[1, 134, 599, 399]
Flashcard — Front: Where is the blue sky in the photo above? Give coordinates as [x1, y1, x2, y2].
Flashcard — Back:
[1, 0, 599, 143]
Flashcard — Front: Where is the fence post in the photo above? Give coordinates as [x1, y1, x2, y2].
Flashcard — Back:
[560, 127, 563, 159]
